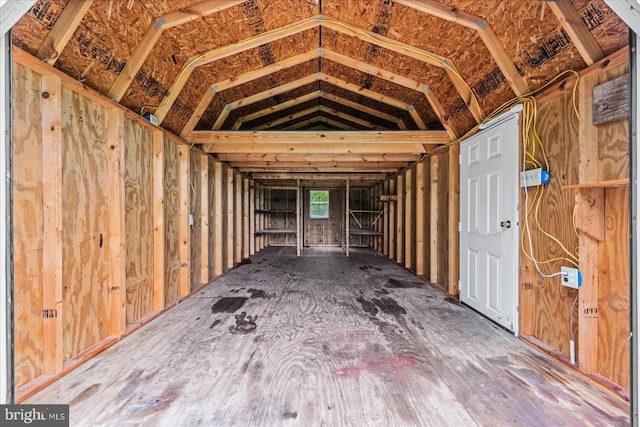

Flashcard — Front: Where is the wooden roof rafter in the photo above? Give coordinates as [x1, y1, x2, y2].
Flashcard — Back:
[153, 15, 483, 126]
[547, 1, 605, 65]
[203, 72, 424, 134]
[34, 0, 94, 65]
[209, 50, 454, 135]
[180, 50, 319, 137]
[394, 0, 529, 96]
[254, 105, 387, 131]
[107, 0, 245, 101]
[232, 91, 405, 130]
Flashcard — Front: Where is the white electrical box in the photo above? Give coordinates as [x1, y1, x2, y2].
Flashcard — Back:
[561, 267, 582, 289]
[520, 168, 550, 188]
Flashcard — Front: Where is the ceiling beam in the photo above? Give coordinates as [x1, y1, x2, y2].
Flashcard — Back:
[191, 130, 450, 145]
[34, 0, 93, 65]
[204, 142, 428, 154]
[394, 0, 529, 96]
[216, 153, 421, 162]
[251, 173, 388, 181]
[547, 1, 605, 65]
[107, 0, 244, 101]
[155, 15, 479, 125]
[230, 161, 409, 170]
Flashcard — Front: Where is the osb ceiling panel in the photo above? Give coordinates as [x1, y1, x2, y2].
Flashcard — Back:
[196, 60, 320, 131]
[160, 29, 320, 134]
[8, 0, 631, 139]
[120, 4, 249, 119]
[320, 60, 445, 130]
[11, 0, 69, 54]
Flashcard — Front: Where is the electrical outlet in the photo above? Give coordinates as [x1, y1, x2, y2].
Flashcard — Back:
[561, 267, 582, 289]
[520, 168, 550, 188]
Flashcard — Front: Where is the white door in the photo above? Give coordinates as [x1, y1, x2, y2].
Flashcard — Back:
[460, 112, 519, 333]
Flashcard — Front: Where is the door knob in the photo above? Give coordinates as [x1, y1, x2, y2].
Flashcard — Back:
[500, 220, 511, 229]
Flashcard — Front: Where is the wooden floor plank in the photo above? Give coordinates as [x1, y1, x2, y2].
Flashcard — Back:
[26, 248, 628, 426]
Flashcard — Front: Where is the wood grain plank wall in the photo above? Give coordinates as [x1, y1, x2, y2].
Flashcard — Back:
[12, 62, 44, 387]
[61, 87, 110, 361]
[124, 118, 154, 324]
[12, 53, 250, 401]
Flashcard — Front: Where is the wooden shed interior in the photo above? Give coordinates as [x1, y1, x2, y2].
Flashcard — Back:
[3, 0, 637, 420]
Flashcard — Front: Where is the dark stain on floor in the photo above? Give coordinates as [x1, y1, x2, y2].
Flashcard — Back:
[211, 297, 248, 313]
[356, 296, 379, 316]
[282, 412, 298, 420]
[357, 295, 406, 317]
[385, 278, 423, 289]
[248, 288, 269, 299]
[230, 312, 258, 334]
[209, 319, 222, 329]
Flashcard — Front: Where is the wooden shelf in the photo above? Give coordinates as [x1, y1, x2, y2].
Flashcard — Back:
[349, 229, 384, 236]
[254, 229, 296, 236]
[255, 209, 296, 214]
[562, 178, 629, 189]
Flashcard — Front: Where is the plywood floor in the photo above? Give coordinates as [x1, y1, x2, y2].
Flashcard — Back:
[27, 247, 629, 426]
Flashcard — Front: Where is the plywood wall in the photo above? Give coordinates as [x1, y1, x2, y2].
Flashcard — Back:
[12, 63, 44, 387]
[12, 53, 249, 400]
[61, 87, 110, 361]
[519, 59, 629, 392]
[519, 89, 580, 356]
[124, 119, 154, 324]
[164, 137, 181, 303]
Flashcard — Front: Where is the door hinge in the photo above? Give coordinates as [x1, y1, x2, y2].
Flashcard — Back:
[458, 222, 462, 232]
[459, 154, 462, 165]
[42, 309, 58, 319]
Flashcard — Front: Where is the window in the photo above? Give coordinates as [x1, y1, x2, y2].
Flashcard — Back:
[309, 190, 329, 219]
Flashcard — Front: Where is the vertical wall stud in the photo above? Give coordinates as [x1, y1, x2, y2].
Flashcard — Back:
[396, 174, 405, 264]
[178, 145, 190, 295]
[152, 130, 165, 310]
[213, 161, 223, 276]
[41, 74, 64, 373]
[416, 161, 426, 276]
[200, 154, 210, 284]
[430, 155, 440, 284]
[226, 167, 234, 270]
[405, 167, 414, 270]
